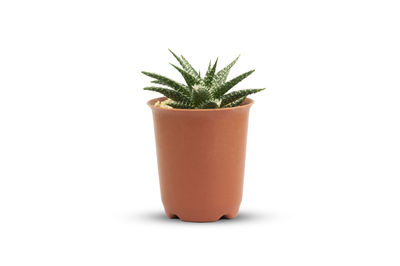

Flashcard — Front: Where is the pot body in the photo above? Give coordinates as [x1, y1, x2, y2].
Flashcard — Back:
[148, 97, 253, 222]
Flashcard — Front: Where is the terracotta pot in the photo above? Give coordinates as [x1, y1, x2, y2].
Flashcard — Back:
[148, 97, 254, 222]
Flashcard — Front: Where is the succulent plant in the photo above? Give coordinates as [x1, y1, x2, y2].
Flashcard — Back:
[142, 50, 265, 109]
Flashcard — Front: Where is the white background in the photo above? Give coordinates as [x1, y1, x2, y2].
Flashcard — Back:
[1, 0, 399, 265]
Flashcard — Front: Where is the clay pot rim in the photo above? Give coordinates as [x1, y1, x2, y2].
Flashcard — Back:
[147, 97, 254, 112]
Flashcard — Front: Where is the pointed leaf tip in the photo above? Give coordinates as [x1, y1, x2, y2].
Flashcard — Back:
[213, 69, 256, 98]
[220, 88, 265, 107]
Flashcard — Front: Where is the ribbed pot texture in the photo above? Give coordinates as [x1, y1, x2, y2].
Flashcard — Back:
[148, 97, 253, 222]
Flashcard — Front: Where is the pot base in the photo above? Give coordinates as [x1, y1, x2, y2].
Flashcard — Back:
[165, 210, 239, 222]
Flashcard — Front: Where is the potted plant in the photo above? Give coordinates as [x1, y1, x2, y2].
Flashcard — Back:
[143, 50, 265, 222]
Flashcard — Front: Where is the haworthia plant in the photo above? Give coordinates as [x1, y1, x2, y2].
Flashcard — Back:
[142, 50, 265, 109]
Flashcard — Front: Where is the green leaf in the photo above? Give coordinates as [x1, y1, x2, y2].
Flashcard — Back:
[166, 101, 193, 109]
[204, 58, 218, 87]
[143, 87, 189, 102]
[199, 100, 219, 109]
[191, 86, 212, 107]
[212, 55, 240, 87]
[170, 63, 197, 87]
[180, 55, 201, 81]
[168, 49, 184, 67]
[226, 96, 246, 107]
[220, 88, 265, 107]
[142, 71, 190, 96]
[213, 70, 255, 98]
[206, 60, 211, 72]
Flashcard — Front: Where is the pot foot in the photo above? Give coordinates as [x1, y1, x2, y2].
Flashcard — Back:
[166, 212, 179, 219]
[221, 212, 238, 219]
